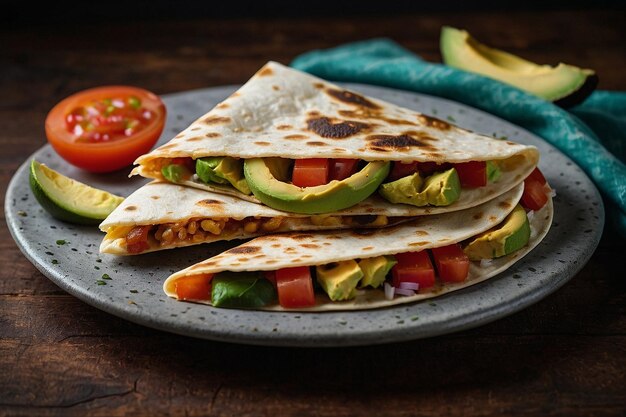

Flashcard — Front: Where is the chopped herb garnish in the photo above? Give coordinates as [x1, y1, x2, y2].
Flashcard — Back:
[96, 258, 102, 263]
[51, 259, 58, 265]
[17, 210, 27, 217]
[94, 266, 100, 270]
[130, 289, 138, 293]
[45, 251, 54, 256]
[96, 280, 107, 285]
[56, 239, 66, 245]
[102, 274, 111, 280]
[446, 115, 456, 122]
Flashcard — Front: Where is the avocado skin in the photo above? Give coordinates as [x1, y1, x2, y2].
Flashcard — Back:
[210, 271, 276, 309]
[554, 73, 599, 108]
[244, 158, 390, 214]
[463, 204, 530, 260]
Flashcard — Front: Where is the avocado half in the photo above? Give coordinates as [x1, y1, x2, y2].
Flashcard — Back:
[440, 26, 598, 108]
[244, 158, 390, 214]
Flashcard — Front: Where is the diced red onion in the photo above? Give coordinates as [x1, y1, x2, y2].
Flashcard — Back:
[384, 282, 395, 300]
[398, 282, 419, 291]
[394, 288, 416, 297]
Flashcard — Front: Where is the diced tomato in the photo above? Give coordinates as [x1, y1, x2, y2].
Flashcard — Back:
[171, 157, 196, 171]
[275, 266, 316, 308]
[392, 251, 435, 291]
[454, 161, 487, 187]
[526, 167, 547, 185]
[291, 159, 330, 187]
[331, 159, 359, 181]
[175, 274, 213, 300]
[125, 225, 151, 254]
[388, 162, 419, 181]
[521, 178, 549, 211]
[263, 270, 277, 287]
[431, 244, 470, 283]
[417, 161, 450, 176]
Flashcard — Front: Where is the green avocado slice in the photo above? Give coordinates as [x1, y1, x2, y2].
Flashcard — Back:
[196, 157, 251, 195]
[379, 168, 461, 207]
[29, 160, 124, 225]
[440, 26, 597, 107]
[463, 204, 531, 260]
[244, 158, 390, 214]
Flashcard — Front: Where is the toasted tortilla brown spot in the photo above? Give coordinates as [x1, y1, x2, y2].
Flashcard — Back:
[306, 141, 327, 147]
[197, 199, 224, 207]
[205, 132, 222, 138]
[186, 136, 203, 142]
[228, 246, 260, 255]
[313, 82, 324, 89]
[124, 206, 137, 211]
[276, 124, 293, 130]
[418, 114, 451, 130]
[255, 141, 271, 146]
[216, 103, 229, 109]
[159, 143, 178, 150]
[284, 134, 308, 140]
[409, 241, 429, 247]
[489, 215, 498, 222]
[473, 212, 484, 220]
[300, 243, 320, 249]
[416, 231, 429, 236]
[258, 67, 274, 77]
[499, 201, 512, 210]
[323, 242, 332, 246]
[362, 246, 374, 251]
[366, 134, 434, 151]
[302, 255, 313, 258]
[307, 117, 369, 139]
[151, 196, 160, 200]
[271, 244, 281, 248]
[291, 234, 314, 240]
[308, 111, 321, 117]
[238, 257, 249, 262]
[272, 85, 280, 91]
[265, 260, 278, 264]
[204, 116, 231, 125]
[284, 247, 297, 254]
[291, 258, 302, 263]
[332, 148, 347, 153]
[190, 127, 202, 131]
[326, 88, 380, 109]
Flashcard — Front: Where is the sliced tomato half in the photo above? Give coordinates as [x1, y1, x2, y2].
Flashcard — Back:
[526, 167, 547, 185]
[392, 251, 435, 291]
[292, 159, 331, 187]
[521, 178, 549, 211]
[275, 266, 316, 308]
[125, 225, 151, 254]
[431, 244, 470, 283]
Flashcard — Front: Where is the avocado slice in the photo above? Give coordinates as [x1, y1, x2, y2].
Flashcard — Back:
[244, 158, 390, 214]
[316, 260, 364, 301]
[379, 168, 461, 207]
[196, 157, 251, 195]
[161, 164, 192, 183]
[463, 204, 531, 260]
[486, 160, 501, 183]
[210, 271, 276, 309]
[29, 160, 124, 225]
[440, 26, 598, 107]
[358, 256, 397, 288]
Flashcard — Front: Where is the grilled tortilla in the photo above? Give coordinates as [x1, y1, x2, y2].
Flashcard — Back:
[133, 61, 538, 215]
[99, 181, 410, 255]
[163, 182, 553, 311]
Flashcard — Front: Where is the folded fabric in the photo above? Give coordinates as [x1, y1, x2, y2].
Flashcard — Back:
[291, 38, 626, 238]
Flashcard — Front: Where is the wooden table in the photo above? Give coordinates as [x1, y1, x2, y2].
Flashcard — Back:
[2, 8, 625, 416]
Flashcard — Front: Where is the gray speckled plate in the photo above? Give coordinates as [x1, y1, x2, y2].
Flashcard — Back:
[5, 84, 604, 347]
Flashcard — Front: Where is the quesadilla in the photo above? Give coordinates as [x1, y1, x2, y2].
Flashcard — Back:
[99, 181, 411, 255]
[163, 182, 553, 311]
[132, 61, 539, 215]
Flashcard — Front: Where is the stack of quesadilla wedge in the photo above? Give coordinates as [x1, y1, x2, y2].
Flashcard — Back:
[100, 61, 553, 311]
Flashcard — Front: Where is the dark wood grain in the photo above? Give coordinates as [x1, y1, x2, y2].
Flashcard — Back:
[1, 8, 625, 417]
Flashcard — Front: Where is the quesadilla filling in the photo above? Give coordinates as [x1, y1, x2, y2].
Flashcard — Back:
[115, 214, 396, 254]
[154, 156, 504, 214]
[169, 203, 539, 309]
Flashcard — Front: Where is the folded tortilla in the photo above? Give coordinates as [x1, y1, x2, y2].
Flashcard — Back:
[99, 181, 412, 255]
[133, 61, 539, 215]
[164, 182, 552, 311]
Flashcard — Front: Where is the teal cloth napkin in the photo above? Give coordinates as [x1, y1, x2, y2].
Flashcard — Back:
[291, 39, 626, 238]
